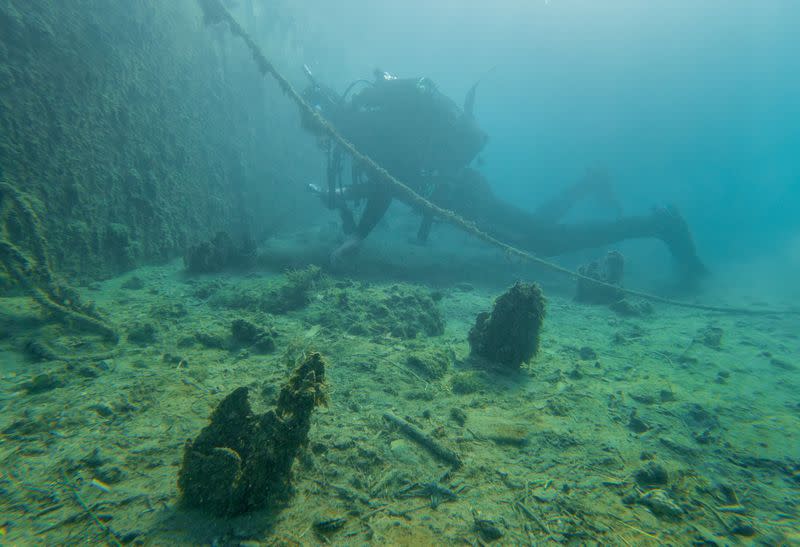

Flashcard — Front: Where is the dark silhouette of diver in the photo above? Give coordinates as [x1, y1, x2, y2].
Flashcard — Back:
[301, 68, 707, 278]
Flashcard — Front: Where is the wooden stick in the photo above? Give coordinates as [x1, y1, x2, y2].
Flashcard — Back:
[383, 412, 462, 468]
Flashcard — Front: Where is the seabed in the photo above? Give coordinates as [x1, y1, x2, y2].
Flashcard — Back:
[1, 231, 798, 546]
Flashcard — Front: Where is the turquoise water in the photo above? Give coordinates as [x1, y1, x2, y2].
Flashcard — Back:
[294, 0, 800, 291]
[1, 1, 798, 545]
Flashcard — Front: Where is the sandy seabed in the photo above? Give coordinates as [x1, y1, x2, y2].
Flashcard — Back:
[1, 243, 798, 546]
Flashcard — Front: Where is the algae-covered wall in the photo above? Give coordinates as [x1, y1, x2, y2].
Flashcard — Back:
[0, 0, 318, 280]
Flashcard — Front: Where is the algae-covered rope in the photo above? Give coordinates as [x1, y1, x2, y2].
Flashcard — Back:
[0, 182, 119, 342]
[197, 0, 799, 318]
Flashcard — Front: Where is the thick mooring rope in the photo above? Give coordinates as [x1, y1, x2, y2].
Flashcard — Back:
[0, 182, 119, 342]
[197, 0, 798, 318]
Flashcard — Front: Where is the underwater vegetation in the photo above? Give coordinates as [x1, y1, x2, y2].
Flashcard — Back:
[178, 352, 327, 516]
[468, 281, 546, 369]
[309, 282, 445, 339]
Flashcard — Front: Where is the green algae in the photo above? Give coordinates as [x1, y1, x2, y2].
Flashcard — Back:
[310, 282, 445, 339]
[406, 347, 452, 380]
[208, 265, 325, 314]
[0, 0, 306, 280]
[0, 260, 798, 545]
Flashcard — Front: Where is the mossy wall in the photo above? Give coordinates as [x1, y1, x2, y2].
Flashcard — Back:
[0, 0, 319, 280]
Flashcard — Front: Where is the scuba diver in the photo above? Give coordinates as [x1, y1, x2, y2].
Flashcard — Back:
[300, 67, 707, 278]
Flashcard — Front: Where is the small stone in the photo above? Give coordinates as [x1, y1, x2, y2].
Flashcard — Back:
[568, 365, 583, 380]
[770, 357, 796, 371]
[628, 410, 650, 434]
[89, 403, 115, 418]
[21, 373, 63, 394]
[659, 389, 676, 402]
[699, 326, 723, 349]
[83, 448, 109, 468]
[313, 517, 346, 535]
[77, 366, 100, 378]
[579, 346, 597, 360]
[127, 322, 157, 345]
[474, 517, 503, 541]
[406, 348, 451, 379]
[634, 462, 669, 488]
[638, 489, 683, 519]
[96, 465, 126, 484]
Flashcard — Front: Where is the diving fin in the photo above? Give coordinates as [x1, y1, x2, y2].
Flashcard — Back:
[464, 81, 479, 118]
[463, 66, 496, 118]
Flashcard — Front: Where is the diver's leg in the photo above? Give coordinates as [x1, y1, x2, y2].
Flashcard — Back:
[415, 182, 452, 243]
[339, 206, 357, 235]
[330, 190, 392, 265]
[417, 213, 433, 243]
[534, 169, 622, 223]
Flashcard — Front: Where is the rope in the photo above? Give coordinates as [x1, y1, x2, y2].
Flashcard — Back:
[0, 182, 119, 342]
[197, 0, 799, 318]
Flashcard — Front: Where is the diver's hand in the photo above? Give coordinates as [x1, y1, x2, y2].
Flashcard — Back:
[330, 234, 363, 268]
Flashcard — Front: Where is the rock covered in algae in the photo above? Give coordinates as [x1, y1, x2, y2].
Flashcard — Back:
[576, 250, 625, 305]
[468, 282, 546, 369]
[406, 347, 451, 379]
[177, 352, 327, 516]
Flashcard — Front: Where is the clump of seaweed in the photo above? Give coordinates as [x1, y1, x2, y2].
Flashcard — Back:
[468, 282, 546, 369]
[207, 265, 323, 314]
[230, 318, 275, 353]
[264, 265, 323, 313]
[406, 347, 451, 380]
[177, 352, 327, 516]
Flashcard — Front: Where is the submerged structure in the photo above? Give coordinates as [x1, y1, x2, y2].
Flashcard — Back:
[468, 282, 546, 369]
[576, 250, 626, 304]
[177, 352, 327, 516]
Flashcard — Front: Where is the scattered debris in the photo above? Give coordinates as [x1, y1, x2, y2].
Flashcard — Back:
[383, 412, 462, 468]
